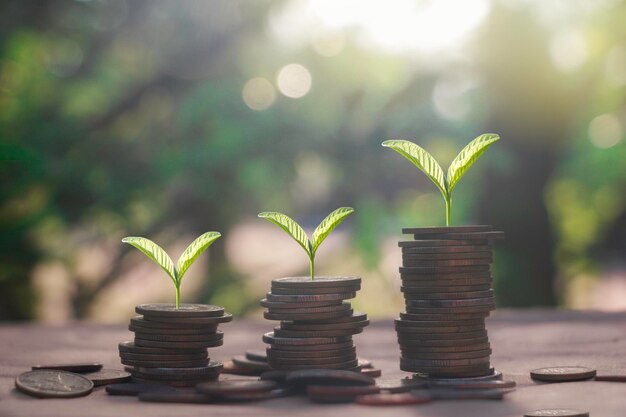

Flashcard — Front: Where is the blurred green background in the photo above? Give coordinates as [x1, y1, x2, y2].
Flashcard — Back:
[1, 0, 625, 322]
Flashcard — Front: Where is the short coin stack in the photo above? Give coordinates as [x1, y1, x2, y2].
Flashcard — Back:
[119, 303, 232, 387]
[395, 226, 504, 378]
[261, 277, 369, 371]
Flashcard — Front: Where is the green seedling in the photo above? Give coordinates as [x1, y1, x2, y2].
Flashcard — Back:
[258, 207, 354, 280]
[382, 133, 500, 226]
[122, 231, 222, 308]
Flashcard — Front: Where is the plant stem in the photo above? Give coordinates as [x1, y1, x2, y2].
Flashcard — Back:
[309, 256, 315, 281]
[175, 284, 180, 309]
[445, 196, 451, 226]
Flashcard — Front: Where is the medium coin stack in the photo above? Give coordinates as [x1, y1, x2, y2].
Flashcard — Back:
[261, 277, 369, 371]
[119, 303, 232, 387]
[395, 226, 504, 378]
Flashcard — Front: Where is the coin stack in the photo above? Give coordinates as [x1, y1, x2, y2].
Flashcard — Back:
[395, 226, 504, 379]
[118, 303, 232, 388]
[261, 277, 369, 371]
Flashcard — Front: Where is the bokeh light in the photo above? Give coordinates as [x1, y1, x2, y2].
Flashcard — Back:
[277, 64, 312, 98]
[589, 114, 623, 149]
[242, 77, 276, 111]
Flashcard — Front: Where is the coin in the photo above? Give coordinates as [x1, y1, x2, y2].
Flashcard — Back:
[401, 284, 491, 293]
[134, 336, 223, 349]
[121, 358, 209, 368]
[260, 298, 343, 308]
[139, 391, 213, 403]
[355, 392, 433, 406]
[260, 370, 290, 384]
[268, 341, 355, 352]
[397, 330, 488, 340]
[398, 336, 489, 347]
[131, 376, 206, 388]
[376, 378, 428, 393]
[270, 286, 360, 295]
[429, 379, 516, 389]
[406, 297, 495, 308]
[267, 346, 356, 359]
[524, 409, 589, 417]
[264, 309, 353, 321]
[307, 384, 380, 403]
[264, 293, 356, 303]
[263, 332, 351, 346]
[414, 368, 502, 382]
[399, 357, 490, 368]
[267, 354, 357, 366]
[272, 276, 361, 288]
[105, 382, 174, 396]
[407, 366, 494, 378]
[400, 265, 490, 274]
[280, 320, 369, 331]
[414, 231, 504, 241]
[273, 327, 362, 338]
[405, 305, 495, 315]
[361, 368, 382, 378]
[270, 360, 359, 371]
[400, 312, 489, 321]
[530, 366, 596, 382]
[402, 245, 491, 254]
[196, 380, 277, 395]
[395, 324, 485, 334]
[291, 311, 368, 324]
[140, 313, 233, 325]
[118, 341, 207, 356]
[402, 225, 493, 234]
[266, 303, 352, 315]
[402, 252, 493, 260]
[119, 351, 208, 361]
[401, 349, 492, 360]
[395, 318, 484, 327]
[221, 360, 263, 376]
[287, 369, 375, 386]
[403, 258, 492, 267]
[15, 370, 94, 398]
[401, 275, 492, 285]
[245, 350, 267, 362]
[132, 361, 223, 378]
[129, 316, 211, 328]
[129, 325, 218, 335]
[399, 240, 488, 247]
[216, 387, 295, 402]
[81, 369, 131, 386]
[402, 290, 494, 300]
[232, 355, 271, 371]
[31, 363, 103, 373]
[132, 332, 223, 342]
[400, 343, 491, 354]
[136, 303, 225, 318]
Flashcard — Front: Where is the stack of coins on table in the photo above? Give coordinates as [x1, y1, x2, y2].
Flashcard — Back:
[118, 303, 232, 387]
[395, 226, 504, 378]
[261, 277, 369, 371]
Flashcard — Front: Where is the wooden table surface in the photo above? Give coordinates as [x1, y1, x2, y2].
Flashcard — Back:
[1, 310, 625, 417]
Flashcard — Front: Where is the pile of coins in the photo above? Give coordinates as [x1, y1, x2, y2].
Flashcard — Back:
[260, 277, 369, 371]
[395, 226, 504, 378]
[119, 303, 232, 387]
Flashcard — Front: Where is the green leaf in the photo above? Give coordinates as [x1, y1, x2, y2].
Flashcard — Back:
[122, 237, 176, 285]
[447, 133, 500, 193]
[382, 140, 448, 199]
[311, 207, 354, 254]
[175, 231, 221, 282]
[258, 212, 312, 256]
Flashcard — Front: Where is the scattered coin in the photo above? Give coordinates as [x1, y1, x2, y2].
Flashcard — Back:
[286, 369, 375, 387]
[232, 355, 271, 371]
[82, 369, 131, 386]
[429, 379, 516, 389]
[307, 384, 380, 403]
[355, 392, 433, 406]
[361, 368, 382, 378]
[31, 363, 102, 373]
[260, 370, 290, 384]
[530, 366, 597, 382]
[218, 387, 295, 402]
[414, 369, 502, 382]
[196, 380, 277, 396]
[245, 350, 268, 363]
[418, 388, 505, 400]
[105, 382, 174, 396]
[524, 409, 589, 417]
[376, 378, 428, 393]
[15, 370, 94, 399]
[221, 360, 262, 376]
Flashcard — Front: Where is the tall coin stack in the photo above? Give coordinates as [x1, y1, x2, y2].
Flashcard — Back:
[395, 226, 504, 378]
[261, 277, 369, 371]
[119, 303, 232, 388]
